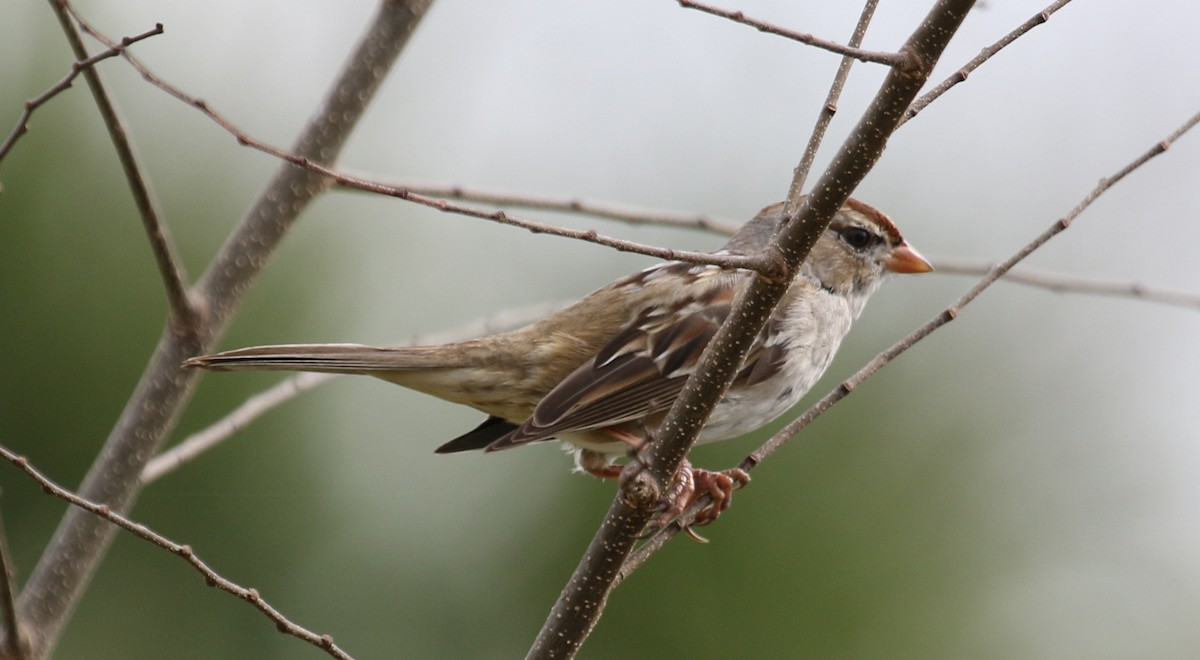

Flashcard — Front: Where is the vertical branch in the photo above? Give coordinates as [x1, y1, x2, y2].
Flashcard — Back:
[527, 1, 975, 658]
[12, 2, 435, 658]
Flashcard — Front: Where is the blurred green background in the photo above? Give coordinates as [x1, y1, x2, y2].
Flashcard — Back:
[3, 1, 1200, 658]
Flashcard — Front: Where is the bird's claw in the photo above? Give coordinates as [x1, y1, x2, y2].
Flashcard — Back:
[645, 460, 750, 540]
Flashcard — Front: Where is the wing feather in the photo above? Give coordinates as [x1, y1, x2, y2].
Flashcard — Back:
[487, 276, 791, 451]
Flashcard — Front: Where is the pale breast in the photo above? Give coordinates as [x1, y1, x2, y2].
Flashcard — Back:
[697, 287, 853, 443]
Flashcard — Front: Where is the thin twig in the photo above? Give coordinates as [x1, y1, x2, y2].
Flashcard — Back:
[0, 504, 22, 660]
[0, 23, 163, 164]
[786, 0, 879, 212]
[901, 0, 1075, 126]
[74, 41, 778, 276]
[0, 447, 352, 660]
[50, 4, 196, 328]
[619, 107, 1200, 580]
[933, 258, 1200, 310]
[342, 179, 741, 235]
[333, 176, 777, 273]
[677, 0, 909, 67]
[142, 301, 564, 484]
[142, 372, 333, 485]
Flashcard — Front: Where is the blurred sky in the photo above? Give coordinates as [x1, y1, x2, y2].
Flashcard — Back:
[2, 1, 1200, 658]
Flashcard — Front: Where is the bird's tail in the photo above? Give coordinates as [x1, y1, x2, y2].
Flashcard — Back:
[184, 343, 456, 374]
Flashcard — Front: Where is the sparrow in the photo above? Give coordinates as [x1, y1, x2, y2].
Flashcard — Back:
[186, 200, 931, 526]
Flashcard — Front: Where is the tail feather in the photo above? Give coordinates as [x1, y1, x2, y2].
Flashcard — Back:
[184, 343, 448, 374]
[186, 340, 532, 423]
[434, 415, 520, 453]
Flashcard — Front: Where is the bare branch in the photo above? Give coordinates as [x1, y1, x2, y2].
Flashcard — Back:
[0, 504, 23, 660]
[136, 68, 777, 269]
[334, 179, 779, 273]
[528, 3, 976, 657]
[677, 0, 909, 67]
[63, 37, 774, 274]
[933, 258, 1200, 310]
[0, 446, 352, 660]
[345, 172, 1200, 313]
[142, 301, 564, 485]
[141, 372, 333, 485]
[336, 177, 1200, 313]
[786, 0, 880, 204]
[901, 0, 1075, 126]
[0, 23, 163, 165]
[48, 5, 196, 328]
[343, 179, 741, 235]
[14, 3, 434, 657]
[618, 106, 1200, 580]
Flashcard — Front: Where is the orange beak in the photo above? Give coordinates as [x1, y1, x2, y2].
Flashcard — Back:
[883, 241, 934, 274]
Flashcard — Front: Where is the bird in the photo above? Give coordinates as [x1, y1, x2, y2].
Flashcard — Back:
[186, 200, 932, 526]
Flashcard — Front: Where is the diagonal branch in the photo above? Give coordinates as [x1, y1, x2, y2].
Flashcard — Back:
[93, 47, 773, 272]
[54, 30, 774, 274]
[49, 3, 196, 328]
[677, 0, 909, 67]
[527, 2, 977, 658]
[339, 179, 742, 235]
[0, 446, 352, 660]
[619, 107, 1200, 575]
[901, 0, 1076, 126]
[332, 179, 777, 272]
[0, 23, 163, 165]
[12, 2, 435, 658]
[748, 107, 1200, 468]
[786, 0, 879, 207]
[932, 258, 1200, 310]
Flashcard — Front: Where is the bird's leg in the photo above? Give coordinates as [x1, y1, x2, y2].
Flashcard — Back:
[685, 464, 751, 526]
[577, 448, 623, 479]
[576, 426, 651, 479]
[586, 427, 751, 535]
[651, 460, 751, 536]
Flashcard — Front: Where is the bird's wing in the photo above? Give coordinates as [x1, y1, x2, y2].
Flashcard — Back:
[487, 276, 787, 450]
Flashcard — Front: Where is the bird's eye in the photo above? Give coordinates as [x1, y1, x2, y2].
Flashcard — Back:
[840, 226, 876, 250]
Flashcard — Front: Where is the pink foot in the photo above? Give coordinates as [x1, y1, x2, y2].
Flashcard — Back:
[655, 460, 750, 533]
